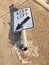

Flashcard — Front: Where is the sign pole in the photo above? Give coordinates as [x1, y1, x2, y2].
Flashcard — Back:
[22, 30, 27, 51]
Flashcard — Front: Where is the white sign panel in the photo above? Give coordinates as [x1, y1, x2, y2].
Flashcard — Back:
[13, 7, 34, 33]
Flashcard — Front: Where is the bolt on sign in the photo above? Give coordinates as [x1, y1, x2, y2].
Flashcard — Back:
[13, 7, 34, 33]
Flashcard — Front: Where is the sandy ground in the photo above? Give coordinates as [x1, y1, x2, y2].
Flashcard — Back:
[0, 0, 49, 65]
[35, 0, 49, 10]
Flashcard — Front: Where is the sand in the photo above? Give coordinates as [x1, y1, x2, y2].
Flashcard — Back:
[35, 0, 49, 10]
[0, 0, 49, 65]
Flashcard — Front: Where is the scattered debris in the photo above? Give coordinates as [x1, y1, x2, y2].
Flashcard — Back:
[11, 40, 39, 63]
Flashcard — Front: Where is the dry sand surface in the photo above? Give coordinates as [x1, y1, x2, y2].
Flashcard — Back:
[0, 0, 49, 65]
[35, 0, 49, 10]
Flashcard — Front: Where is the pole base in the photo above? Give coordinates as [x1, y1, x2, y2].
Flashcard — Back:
[23, 47, 28, 51]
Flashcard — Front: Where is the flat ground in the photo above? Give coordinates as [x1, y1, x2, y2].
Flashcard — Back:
[0, 0, 49, 65]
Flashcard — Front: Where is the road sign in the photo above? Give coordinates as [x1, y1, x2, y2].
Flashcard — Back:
[13, 7, 34, 33]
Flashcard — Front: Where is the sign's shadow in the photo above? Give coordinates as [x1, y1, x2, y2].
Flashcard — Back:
[8, 4, 23, 50]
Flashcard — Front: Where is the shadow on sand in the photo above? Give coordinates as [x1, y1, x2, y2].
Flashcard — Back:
[8, 4, 23, 50]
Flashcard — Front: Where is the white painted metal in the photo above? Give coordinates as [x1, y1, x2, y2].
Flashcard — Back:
[13, 7, 34, 33]
[22, 30, 27, 48]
